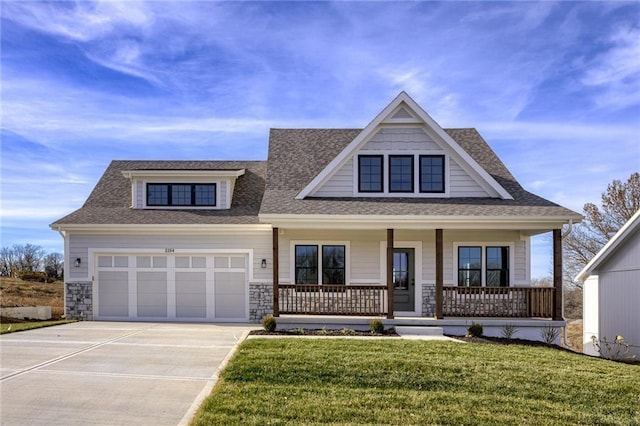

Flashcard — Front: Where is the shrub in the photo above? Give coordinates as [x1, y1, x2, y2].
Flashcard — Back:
[370, 318, 385, 334]
[262, 315, 277, 332]
[18, 271, 50, 283]
[501, 323, 518, 341]
[467, 322, 483, 337]
[592, 335, 636, 362]
[540, 324, 560, 345]
[340, 328, 356, 335]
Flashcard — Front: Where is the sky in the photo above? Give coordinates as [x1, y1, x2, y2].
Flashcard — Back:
[1, 1, 639, 279]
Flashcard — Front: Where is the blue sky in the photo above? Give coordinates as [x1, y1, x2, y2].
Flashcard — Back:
[1, 1, 639, 278]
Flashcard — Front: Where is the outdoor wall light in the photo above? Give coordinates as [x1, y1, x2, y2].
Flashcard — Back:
[75, 258, 81, 268]
[261, 258, 267, 268]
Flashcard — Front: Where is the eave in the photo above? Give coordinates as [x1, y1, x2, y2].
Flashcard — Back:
[49, 223, 272, 234]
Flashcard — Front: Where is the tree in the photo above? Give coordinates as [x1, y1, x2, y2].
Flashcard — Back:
[44, 252, 64, 280]
[564, 172, 640, 289]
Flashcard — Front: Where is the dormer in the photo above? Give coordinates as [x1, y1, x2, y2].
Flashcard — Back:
[296, 92, 512, 200]
[121, 169, 245, 210]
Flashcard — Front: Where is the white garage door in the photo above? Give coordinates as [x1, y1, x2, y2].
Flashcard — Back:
[95, 253, 248, 321]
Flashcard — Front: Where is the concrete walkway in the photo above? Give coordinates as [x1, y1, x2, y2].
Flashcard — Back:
[0, 322, 254, 426]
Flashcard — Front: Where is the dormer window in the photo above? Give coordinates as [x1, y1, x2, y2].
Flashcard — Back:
[147, 183, 216, 207]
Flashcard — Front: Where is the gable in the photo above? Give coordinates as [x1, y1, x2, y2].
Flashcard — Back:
[298, 93, 512, 200]
[598, 228, 640, 274]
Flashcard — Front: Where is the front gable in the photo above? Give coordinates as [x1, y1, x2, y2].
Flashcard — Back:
[297, 92, 512, 200]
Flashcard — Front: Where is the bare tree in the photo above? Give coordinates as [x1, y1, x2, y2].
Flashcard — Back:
[0, 246, 18, 277]
[44, 252, 64, 280]
[564, 172, 640, 289]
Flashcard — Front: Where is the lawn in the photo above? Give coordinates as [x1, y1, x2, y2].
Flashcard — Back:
[192, 338, 639, 426]
[0, 319, 75, 334]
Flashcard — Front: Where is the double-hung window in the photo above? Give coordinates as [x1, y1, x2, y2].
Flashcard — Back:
[420, 155, 445, 193]
[294, 244, 346, 286]
[147, 183, 216, 207]
[458, 245, 510, 287]
[389, 155, 414, 192]
[358, 156, 383, 192]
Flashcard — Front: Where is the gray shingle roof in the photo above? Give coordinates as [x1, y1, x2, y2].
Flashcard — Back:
[260, 128, 582, 218]
[52, 161, 266, 225]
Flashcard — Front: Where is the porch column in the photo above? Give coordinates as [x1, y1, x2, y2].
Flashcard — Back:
[272, 227, 279, 317]
[386, 229, 394, 319]
[435, 229, 443, 319]
[552, 229, 563, 321]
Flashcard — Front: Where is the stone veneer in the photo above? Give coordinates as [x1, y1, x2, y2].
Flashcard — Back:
[66, 281, 93, 320]
[249, 282, 273, 322]
[421, 283, 436, 317]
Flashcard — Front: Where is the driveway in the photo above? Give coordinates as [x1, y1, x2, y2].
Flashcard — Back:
[0, 322, 254, 426]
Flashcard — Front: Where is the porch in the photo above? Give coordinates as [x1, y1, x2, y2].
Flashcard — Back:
[271, 228, 564, 320]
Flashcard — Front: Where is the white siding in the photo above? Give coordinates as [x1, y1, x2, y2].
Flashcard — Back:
[514, 239, 527, 282]
[361, 127, 441, 151]
[135, 181, 143, 208]
[449, 159, 490, 197]
[67, 232, 271, 282]
[220, 181, 228, 208]
[313, 158, 354, 197]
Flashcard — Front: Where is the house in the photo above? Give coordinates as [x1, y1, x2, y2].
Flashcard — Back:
[577, 209, 640, 358]
[51, 92, 581, 340]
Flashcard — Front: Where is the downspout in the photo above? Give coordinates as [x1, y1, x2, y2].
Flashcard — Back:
[560, 220, 574, 348]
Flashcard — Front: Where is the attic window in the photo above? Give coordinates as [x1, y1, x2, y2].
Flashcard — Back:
[147, 183, 216, 207]
[358, 155, 383, 192]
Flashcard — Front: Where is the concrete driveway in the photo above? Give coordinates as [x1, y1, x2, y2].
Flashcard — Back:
[0, 322, 254, 426]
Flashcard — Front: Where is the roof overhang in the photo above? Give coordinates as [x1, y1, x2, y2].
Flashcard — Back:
[49, 223, 271, 234]
[121, 169, 245, 179]
[576, 208, 640, 282]
[259, 213, 579, 233]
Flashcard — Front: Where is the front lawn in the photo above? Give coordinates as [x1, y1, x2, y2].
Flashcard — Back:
[0, 319, 75, 334]
[192, 338, 639, 425]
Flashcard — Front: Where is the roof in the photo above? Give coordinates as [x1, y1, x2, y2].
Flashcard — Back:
[576, 209, 640, 282]
[259, 128, 582, 220]
[51, 160, 266, 226]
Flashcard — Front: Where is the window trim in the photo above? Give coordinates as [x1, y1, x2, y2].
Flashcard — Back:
[453, 242, 514, 287]
[419, 154, 445, 193]
[294, 245, 319, 285]
[357, 155, 384, 193]
[290, 241, 349, 286]
[388, 155, 414, 193]
[457, 246, 482, 287]
[146, 183, 216, 207]
[486, 246, 510, 287]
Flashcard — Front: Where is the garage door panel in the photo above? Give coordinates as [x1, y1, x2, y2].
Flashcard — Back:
[214, 271, 246, 318]
[137, 272, 167, 317]
[98, 271, 129, 317]
[176, 272, 206, 318]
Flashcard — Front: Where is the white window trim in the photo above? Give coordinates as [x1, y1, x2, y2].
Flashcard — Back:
[353, 151, 450, 197]
[452, 242, 515, 287]
[140, 180, 223, 210]
[289, 240, 350, 285]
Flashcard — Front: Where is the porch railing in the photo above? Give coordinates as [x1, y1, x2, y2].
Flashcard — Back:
[279, 284, 387, 316]
[442, 286, 554, 318]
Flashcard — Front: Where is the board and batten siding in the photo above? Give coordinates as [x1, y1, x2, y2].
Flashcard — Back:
[278, 229, 527, 285]
[67, 232, 271, 282]
[310, 127, 490, 198]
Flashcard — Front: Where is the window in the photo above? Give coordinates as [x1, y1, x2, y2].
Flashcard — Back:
[420, 155, 445, 193]
[458, 246, 482, 287]
[294, 244, 346, 285]
[295, 245, 318, 284]
[486, 247, 509, 287]
[389, 155, 414, 192]
[147, 183, 216, 206]
[358, 155, 383, 192]
[322, 245, 345, 284]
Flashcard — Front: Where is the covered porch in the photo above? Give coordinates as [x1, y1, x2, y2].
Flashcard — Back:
[271, 228, 564, 320]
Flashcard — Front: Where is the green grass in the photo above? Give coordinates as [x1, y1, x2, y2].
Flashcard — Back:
[192, 339, 640, 426]
[0, 320, 75, 334]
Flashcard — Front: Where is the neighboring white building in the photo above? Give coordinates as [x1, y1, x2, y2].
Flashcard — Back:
[577, 209, 640, 358]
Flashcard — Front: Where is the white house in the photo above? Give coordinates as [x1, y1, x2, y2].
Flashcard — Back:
[51, 92, 582, 340]
[577, 209, 640, 358]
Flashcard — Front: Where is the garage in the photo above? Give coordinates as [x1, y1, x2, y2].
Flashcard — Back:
[94, 253, 248, 321]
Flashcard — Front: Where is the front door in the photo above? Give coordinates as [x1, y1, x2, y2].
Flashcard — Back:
[393, 248, 415, 312]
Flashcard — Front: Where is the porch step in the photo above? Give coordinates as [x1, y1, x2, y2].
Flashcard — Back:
[395, 326, 444, 337]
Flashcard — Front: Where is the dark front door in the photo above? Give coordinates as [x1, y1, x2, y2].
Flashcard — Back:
[393, 248, 415, 312]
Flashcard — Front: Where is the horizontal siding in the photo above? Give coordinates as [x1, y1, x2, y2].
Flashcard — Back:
[68, 232, 271, 282]
[361, 127, 441, 151]
[514, 239, 527, 282]
[135, 181, 143, 208]
[220, 181, 228, 208]
[313, 158, 354, 197]
[449, 159, 489, 197]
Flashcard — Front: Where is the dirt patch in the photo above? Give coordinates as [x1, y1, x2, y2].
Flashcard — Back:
[0, 277, 64, 319]
[251, 328, 399, 337]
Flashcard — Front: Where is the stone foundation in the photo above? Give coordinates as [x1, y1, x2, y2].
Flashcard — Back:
[421, 283, 436, 317]
[249, 282, 273, 322]
[66, 281, 93, 320]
